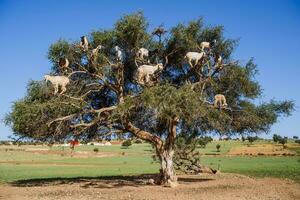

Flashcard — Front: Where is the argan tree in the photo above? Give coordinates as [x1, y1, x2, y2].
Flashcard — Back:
[5, 12, 294, 186]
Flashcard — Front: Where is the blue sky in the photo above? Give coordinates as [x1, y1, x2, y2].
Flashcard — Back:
[0, 0, 299, 140]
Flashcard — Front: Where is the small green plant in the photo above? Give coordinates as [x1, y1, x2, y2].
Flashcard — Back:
[122, 140, 132, 148]
[216, 144, 221, 152]
[93, 148, 99, 153]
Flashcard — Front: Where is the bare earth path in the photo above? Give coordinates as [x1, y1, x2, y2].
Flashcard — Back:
[0, 173, 299, 200]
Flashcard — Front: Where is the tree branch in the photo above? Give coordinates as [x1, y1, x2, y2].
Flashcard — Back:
[124, 121, 163, 149]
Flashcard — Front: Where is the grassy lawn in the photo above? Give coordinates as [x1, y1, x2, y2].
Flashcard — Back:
[0, 142, 299, 183]
[202, 156, 300, 182]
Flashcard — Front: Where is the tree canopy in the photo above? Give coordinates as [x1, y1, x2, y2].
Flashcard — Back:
[5, 12, 294, 186]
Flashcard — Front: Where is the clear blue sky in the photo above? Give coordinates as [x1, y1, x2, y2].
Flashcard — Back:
[0, 0, 299, 140]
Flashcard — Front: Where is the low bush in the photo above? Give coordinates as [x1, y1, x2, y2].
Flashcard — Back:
[122, 140, 132, 148]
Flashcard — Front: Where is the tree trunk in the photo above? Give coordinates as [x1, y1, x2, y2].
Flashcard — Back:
[124, 116, 179, 187]
[156, 148, 177, 187]
[155, 116, 179, 187]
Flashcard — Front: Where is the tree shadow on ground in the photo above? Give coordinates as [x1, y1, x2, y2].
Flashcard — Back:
[10, 174, 215, 188]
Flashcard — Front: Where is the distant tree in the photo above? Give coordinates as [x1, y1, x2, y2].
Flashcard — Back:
[241, 136, 246, 142]
[273, 134, 281, 143]
[247, 136, 258, 144]
[278, 137, 288, 147]
[293, 136, 298, 140]
[4, 12, 294, 186]
[216, 144, 221, 152]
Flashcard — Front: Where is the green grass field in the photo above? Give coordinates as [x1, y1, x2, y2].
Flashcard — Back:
[0, 142, 299, 184]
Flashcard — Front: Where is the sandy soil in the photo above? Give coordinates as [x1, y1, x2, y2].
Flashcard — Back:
[0, 173, 299, 200]
[228, 144, 296, 156]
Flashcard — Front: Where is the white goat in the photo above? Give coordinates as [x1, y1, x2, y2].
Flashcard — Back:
[135, 63, 164, 85]
[114, 46, 124, 62]
[80, 36, 89, 51]
[184, 52, 205, 67]
[58, 58, 69, 69]
[44, 75, 70, 95]
[137, 48, 149, 60]
[216, 55, 223, 69]
[200, 41, 210, 51]
[90, 45, 104, 62]
[92, 45, 104, 55]
[214, 94, 228, 108]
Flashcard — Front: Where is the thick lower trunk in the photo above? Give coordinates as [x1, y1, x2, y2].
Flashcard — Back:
[124, 117, 179, 187]
[156, 149, 178, 187]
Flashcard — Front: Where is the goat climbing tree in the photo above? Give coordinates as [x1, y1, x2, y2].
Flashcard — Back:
[5, 12, 294, 186]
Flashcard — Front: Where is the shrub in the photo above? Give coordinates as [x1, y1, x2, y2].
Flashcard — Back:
[295, 139, 300, 145]
[134, 139, 143, 144]
[216, 144, 221, 152]
[122, 140, 132, 148]
[93, 148, 99, 153]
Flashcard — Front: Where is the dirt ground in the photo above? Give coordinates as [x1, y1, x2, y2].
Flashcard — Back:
[0, 173, 299, 200]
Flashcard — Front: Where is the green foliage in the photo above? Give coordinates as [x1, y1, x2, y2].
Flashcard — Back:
[5, 12, 294, 144]
[278, 137, 288, 146]
[272, 134, 288, 146]
[198, 136, 213, 148]
[273, 134, 281, 143]
[93, 148, 99, 153]
[295, 140, 300, 145]
[4, 80, 82, 141]
[247, 136, 258, 144]
[173, 136, 202, 174]
[114, 11, 150, 50]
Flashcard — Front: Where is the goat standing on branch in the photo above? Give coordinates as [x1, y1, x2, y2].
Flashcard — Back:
[200, 41, 210, 51]
[135, 63, 164, 85]
[44, 75, 70, 95]
[80, 36, 89, 51]
[90, 44, 104, 63]
[114, 46, 124, 63]
[8, 14, 294, 188]
[214, 94, 228, 108]
[216, 55, 223, 70]
[184, 52, 205, 67]
[137, 47, 149, 61]
[58, 58, 69, 69]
